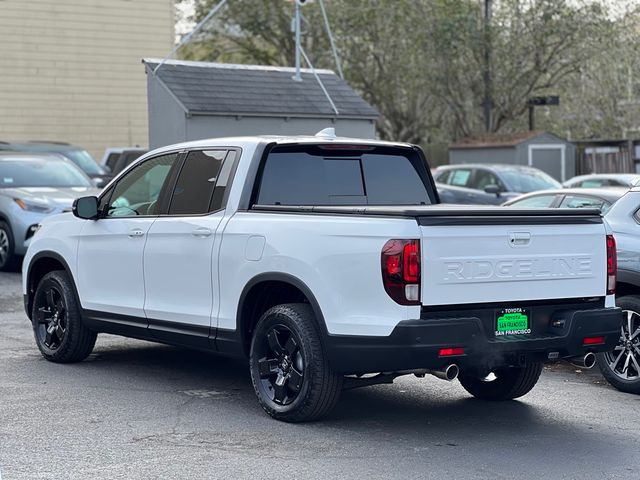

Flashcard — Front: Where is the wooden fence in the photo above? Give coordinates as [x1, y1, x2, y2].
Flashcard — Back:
[576, 145, 635, 175]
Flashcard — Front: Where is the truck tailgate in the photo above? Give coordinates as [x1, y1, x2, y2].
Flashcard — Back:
[418, 210, 606, 306]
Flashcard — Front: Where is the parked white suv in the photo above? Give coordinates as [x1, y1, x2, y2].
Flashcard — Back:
[22, 132, 623, 422]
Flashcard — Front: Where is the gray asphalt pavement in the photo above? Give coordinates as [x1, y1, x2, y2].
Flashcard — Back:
[1, 271, 638, 479]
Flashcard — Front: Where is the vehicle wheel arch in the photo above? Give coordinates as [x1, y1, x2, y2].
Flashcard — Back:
[237, 272, 328, 357]
[615, 279, 640, 299]
[26, 251, 79, 319]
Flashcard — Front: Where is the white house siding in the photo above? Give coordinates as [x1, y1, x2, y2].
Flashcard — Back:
[0, 0, 174, 158]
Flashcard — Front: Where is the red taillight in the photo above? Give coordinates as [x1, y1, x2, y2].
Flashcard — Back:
[439, 347, 465, 357]
[583, 336, 606, 346]
[403, 241, 420, 282]
[606, 234, 617, 295]
[386, 254, 401, 276]
[381, 239, 421, 305]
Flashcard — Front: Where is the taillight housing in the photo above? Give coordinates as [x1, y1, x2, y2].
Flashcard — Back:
[381, 239, 421, 305]
[606, 234, 617, 295]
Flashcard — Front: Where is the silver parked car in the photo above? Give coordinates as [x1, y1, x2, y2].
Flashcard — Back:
[503, 187, 628, 214]
[505, 186, 640, 392]
[563, 173, 640, 189]
[0, 153, 100, 270]
[599, 187, 640, 393]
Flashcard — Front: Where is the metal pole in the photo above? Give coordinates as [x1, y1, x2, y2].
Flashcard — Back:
[528, 105, 535, 131]
[293, 1, 302, 81]
[153, 0, 229, 75]
[318, 0, 343, 79]
[299, 46, 339, 115]
[483, 0, 492, 132]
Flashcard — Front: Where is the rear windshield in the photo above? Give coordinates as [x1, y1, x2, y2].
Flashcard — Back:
[63, 150, 104, 175]
[255, 145, 434, 206]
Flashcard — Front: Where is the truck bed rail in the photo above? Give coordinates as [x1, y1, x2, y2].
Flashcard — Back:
[251, 204, 602, 225]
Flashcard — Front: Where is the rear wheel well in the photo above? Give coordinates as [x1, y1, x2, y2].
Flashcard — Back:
[616, 282, 640, 299]
[27, 256, 67, 316]
[239, 280, 319, 356]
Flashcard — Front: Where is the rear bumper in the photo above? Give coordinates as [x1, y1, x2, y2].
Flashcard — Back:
[326, 306, 623, 375]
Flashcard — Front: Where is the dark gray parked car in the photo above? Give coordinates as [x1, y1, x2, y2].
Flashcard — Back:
[434, 164, 561, 205]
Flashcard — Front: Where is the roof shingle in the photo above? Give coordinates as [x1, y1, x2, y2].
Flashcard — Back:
[144, 59, 378, 119]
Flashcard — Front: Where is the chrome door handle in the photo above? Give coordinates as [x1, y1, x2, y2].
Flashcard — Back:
[192, 227, 213, 238]
[128, 228, 145, 238]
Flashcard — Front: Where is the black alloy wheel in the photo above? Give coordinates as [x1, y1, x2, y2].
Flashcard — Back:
[32, 270, 96, 363]
[249, 303, 342, 422]
[255, 324, 305, 406]
[35, 285, 67, 351]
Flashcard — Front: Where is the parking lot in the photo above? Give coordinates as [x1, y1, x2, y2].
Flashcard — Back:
[0, 271, 638, 480]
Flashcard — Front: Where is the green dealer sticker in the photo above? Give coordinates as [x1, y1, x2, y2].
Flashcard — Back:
[495, 308, 532, 336]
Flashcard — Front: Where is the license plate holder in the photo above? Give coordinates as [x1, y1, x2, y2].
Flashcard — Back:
[495, 308, 532, 337]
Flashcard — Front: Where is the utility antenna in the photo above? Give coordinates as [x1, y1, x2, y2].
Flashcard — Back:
[292, 0, 304, 81]
[292, 0, 343, 80]
[289, 0, 339, 115]
[299, 46, 339, 115]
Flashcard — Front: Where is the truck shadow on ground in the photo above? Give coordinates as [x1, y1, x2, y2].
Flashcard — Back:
[16, 338, 632, 475]
[81, 340, 607, 432]
[48, 339, 631, 470]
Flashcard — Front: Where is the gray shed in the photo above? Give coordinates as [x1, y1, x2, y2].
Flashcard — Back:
[143, 59, 379, 149]
[449, 131, 576, 181]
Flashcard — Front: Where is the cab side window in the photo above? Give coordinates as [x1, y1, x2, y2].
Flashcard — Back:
[579, 179, 606, 188]
[559, 195, 606, 211]
[510, 194, 558, 208]
[472, 170, 504, 191]
[168, 150, 228, 215]
[105, 153, 178, 217]
[441, 168, 472, 187]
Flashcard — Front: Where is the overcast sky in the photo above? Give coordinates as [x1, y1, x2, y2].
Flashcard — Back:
[175, 0, 196, 39]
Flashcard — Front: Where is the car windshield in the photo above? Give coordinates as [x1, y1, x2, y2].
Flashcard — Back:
[0, 159, 92, 188]
[500, 170, 561, 193]
[63, 150, 104, 175]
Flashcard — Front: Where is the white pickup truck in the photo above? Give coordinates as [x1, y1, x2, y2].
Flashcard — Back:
[22, 131, 623, 422]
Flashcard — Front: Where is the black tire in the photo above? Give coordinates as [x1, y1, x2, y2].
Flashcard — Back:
[458, 362, 544, 400]
[0, 220, 19, 272]
[31, 270, 97, 363]
[596, 295, 640, 394]
[249, 303, 342, 422]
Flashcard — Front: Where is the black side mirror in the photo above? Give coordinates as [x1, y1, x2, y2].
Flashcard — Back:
[72, 196, 99, 220]
[484, 184, 501, 196]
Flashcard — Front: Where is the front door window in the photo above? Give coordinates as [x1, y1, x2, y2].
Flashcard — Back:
[105, 153, 177, 217]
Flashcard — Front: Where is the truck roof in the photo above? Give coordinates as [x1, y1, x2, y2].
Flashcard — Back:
[146, 131, 413, 158]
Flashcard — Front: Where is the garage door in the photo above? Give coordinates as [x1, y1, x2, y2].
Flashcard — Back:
[528, 145, 565, 181]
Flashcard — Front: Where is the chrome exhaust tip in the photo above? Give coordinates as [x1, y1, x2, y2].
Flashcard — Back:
[568, 352, 596, 369]
[430, 364, 459, 382]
